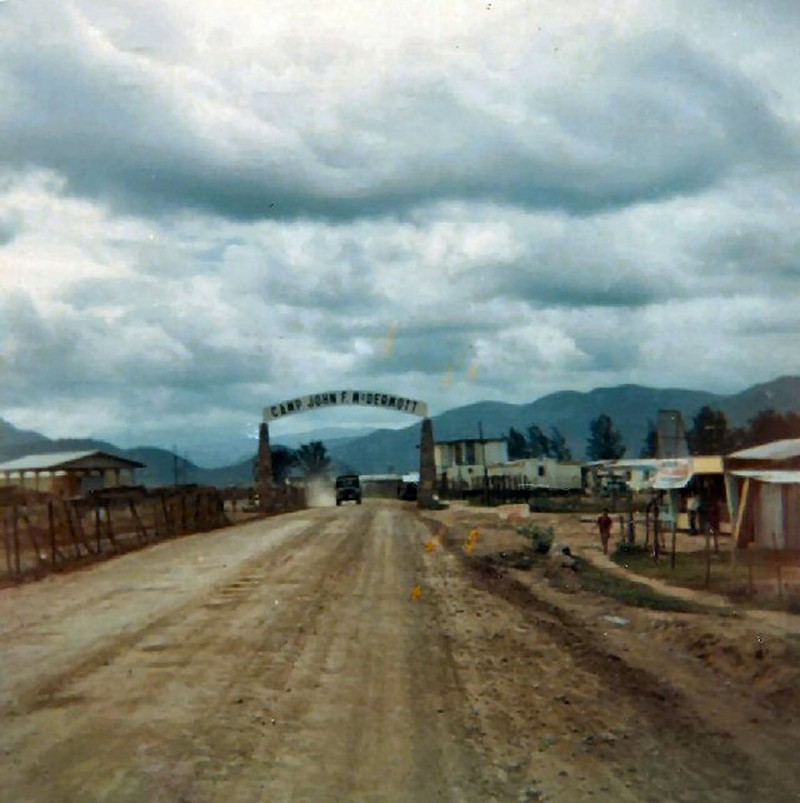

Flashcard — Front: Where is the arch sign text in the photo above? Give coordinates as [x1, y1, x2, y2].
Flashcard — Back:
[264, 390, 429, 422]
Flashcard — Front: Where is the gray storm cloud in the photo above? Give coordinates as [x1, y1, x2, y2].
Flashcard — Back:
[0, 0, 798, 458]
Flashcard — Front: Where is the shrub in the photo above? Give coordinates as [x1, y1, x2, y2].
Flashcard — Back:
[518, 523, 555, 554]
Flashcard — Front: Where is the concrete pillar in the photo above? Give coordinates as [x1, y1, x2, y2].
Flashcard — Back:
[257, 422, 274, 512]
[417, 417, 437, 509]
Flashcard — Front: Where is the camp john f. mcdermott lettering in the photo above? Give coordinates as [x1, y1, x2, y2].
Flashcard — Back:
[263, 391, 429, 422]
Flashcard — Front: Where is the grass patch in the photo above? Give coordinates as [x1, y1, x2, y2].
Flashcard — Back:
[574, 560, 716, 613]
[609, 541, 800, 614]
[528, 495, 651, 514]
[610, 543, 724, 589]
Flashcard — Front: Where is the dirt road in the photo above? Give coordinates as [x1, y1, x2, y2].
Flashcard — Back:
[1, 502, 798, 802]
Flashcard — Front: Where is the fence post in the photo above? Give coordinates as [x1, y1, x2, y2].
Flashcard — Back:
[3, 508, 12, 577]
[49, 501, 57, 569]
[12, 503, 21, 578]
[95, 501, 102, 553]
[180, 492, 187, 533]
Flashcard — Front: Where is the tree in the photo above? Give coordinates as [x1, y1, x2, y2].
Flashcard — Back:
[272, 446, 298, 482]
[548, 427, 572, 460]
[252, 445, 298, 484]
[295, 440, 331, 478]
[687, 406, 730, 455]
[526, 425, 551, 458]
[586, 414, 626, 461]
[742, 409, 800, 448]
[507, 427, 529, 459]
[640, 419, 658, 458]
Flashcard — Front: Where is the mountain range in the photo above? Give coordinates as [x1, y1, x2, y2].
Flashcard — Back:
[325, 375, 800, 473]
[1, 375, 798, 485]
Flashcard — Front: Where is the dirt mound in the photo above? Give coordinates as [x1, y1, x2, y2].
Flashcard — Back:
[647, 619, 800, 714]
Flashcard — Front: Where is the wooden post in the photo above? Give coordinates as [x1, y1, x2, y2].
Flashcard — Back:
[731, 478, 752, 578]
[704, 523, 711, 588]
[180, 492, 187, 533]
[771, 530, 784, 601]
[150, 498, 160, 539]
[64, 502, 79, 556]
[95, 501, 102, 553]
[12, 503, 21, 578]
[48, 501, 57, 569]
[2, 508, 12, 577]
[72, 502, 94, 554]
[653, 504, 661, 562]
[668, 491, 678, 570]
[129, 499, 148, 543]
[21, 506, 43, 569]
[670, 522, 677, 570]
[160, 493, 172, 536]
[105, 502, 118, 552]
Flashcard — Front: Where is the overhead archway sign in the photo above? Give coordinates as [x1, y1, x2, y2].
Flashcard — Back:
[264, 390, 429, 422]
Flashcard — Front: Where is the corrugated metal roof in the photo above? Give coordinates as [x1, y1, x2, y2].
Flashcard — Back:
[730, 470, 800, 484]
[0, 450, 144, 472]
[728, 438, 800, 461]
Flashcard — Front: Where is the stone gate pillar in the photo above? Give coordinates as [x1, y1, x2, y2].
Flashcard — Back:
[417, 417, 436, 509]
[257, 422, 273, 512]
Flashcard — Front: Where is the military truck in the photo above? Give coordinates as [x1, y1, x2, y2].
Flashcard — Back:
[335, 474, 362, 506]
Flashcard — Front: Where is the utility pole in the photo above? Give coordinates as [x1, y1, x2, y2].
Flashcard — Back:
[173, 444, 179, 487]
[479, 421, 489, 506]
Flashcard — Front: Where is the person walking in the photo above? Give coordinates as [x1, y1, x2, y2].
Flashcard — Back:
[597, 508, 613, 555]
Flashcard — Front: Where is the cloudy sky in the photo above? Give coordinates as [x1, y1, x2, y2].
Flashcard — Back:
[1, 0, 799, 464]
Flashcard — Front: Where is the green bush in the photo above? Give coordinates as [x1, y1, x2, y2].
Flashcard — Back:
[518, 523, 555, 554]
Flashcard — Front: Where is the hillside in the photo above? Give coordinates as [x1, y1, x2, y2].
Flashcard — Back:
[328, 378, 798, 473]
[2, 375, 799, 482]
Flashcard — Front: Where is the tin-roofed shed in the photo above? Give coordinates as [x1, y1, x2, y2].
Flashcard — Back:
[0, 451, 145, 497]
[725, 439, 800, 550]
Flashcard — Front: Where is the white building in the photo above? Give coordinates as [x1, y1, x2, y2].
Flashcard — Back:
[487, 457, 583, 492]
[434, 438, 508, 490]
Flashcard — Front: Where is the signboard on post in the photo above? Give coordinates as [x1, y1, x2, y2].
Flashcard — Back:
[652, 458, 693, 490]
[264, 391, 429, 422]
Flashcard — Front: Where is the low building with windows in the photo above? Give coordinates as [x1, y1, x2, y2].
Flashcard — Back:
[487, 457, 583, 492]
[434, 438, 508, 492]
[0, 451, 145, 497]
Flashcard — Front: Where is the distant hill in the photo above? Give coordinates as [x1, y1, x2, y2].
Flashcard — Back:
[0, 421, 356, 488]
[2, 375, 799, 482]
[0, 422, 254, 488]
[328, 377, 800, 473]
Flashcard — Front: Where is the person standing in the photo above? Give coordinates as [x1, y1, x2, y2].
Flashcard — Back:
[597, 508, 613, 555]
[686, 493, 700, 535]
[706, 496, 721, 553]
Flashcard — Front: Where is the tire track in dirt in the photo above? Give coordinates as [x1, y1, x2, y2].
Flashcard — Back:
[215, 506, 486, 802]
[2, 516, 326, 718]
[0, 508, 370, 802]
[421, 516, 797, 803]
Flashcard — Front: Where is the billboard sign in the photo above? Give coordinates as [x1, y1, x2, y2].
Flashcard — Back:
[652, 458, 693, 490]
